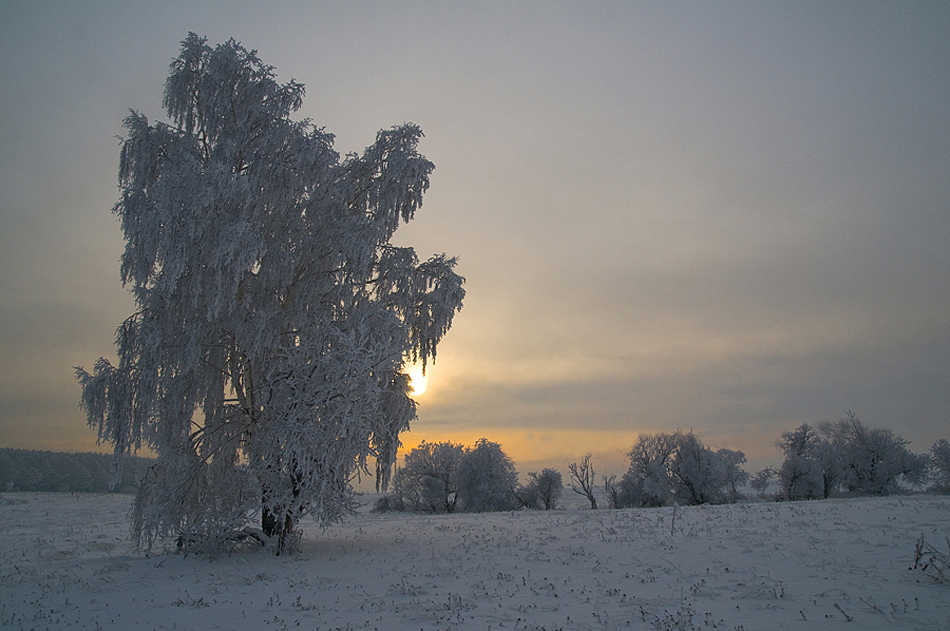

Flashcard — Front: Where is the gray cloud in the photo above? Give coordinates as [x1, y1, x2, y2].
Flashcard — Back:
[1, 2, 948, 470]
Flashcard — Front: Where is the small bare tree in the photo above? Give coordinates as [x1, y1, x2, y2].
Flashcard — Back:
[749, 467, 776, 499]
[568, 454, 598, 509]
[603, 474, 621, 509]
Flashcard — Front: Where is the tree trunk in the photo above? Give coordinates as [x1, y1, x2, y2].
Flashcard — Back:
[262, 503, 295, 555]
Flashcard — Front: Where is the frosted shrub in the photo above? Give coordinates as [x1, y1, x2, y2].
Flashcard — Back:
[776, 424, 828, 500]
[820, 412, 928, 495]
[668, 432, 730, 505]
[455, 439, 518, 513]
[616, 433, 680, 508]
[616, 431, 746, 507]
[384, 441, 463, 513]
[516, 468, 563, 510]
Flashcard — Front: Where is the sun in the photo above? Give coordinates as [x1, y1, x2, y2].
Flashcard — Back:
[406, 363, 428, 396]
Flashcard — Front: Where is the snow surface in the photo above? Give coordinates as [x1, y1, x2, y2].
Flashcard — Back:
[1, 492, 948, 630]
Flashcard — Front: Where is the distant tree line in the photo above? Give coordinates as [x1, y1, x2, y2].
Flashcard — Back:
[377, 412, 948, 516]
[0, 448, 155, 494]
[588, 411, 947, 510]
[6, 413, 943, 511]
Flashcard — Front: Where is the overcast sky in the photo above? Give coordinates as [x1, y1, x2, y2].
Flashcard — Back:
[2, 1, 948, 475]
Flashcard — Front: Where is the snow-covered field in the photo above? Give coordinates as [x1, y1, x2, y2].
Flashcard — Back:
[1, 493, 947, 630]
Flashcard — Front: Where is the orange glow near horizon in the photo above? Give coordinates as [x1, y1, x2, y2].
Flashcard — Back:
[395, 426, 644, 475]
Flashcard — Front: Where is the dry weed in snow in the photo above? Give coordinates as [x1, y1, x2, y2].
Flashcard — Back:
[914, 534, 950, 585]
[1, 493, 948, 630]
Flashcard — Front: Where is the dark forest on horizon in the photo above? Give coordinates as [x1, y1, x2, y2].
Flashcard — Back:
[0, 448, 155, 494]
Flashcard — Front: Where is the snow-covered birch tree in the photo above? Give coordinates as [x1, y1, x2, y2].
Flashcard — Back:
[75, 34, 464, 554]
